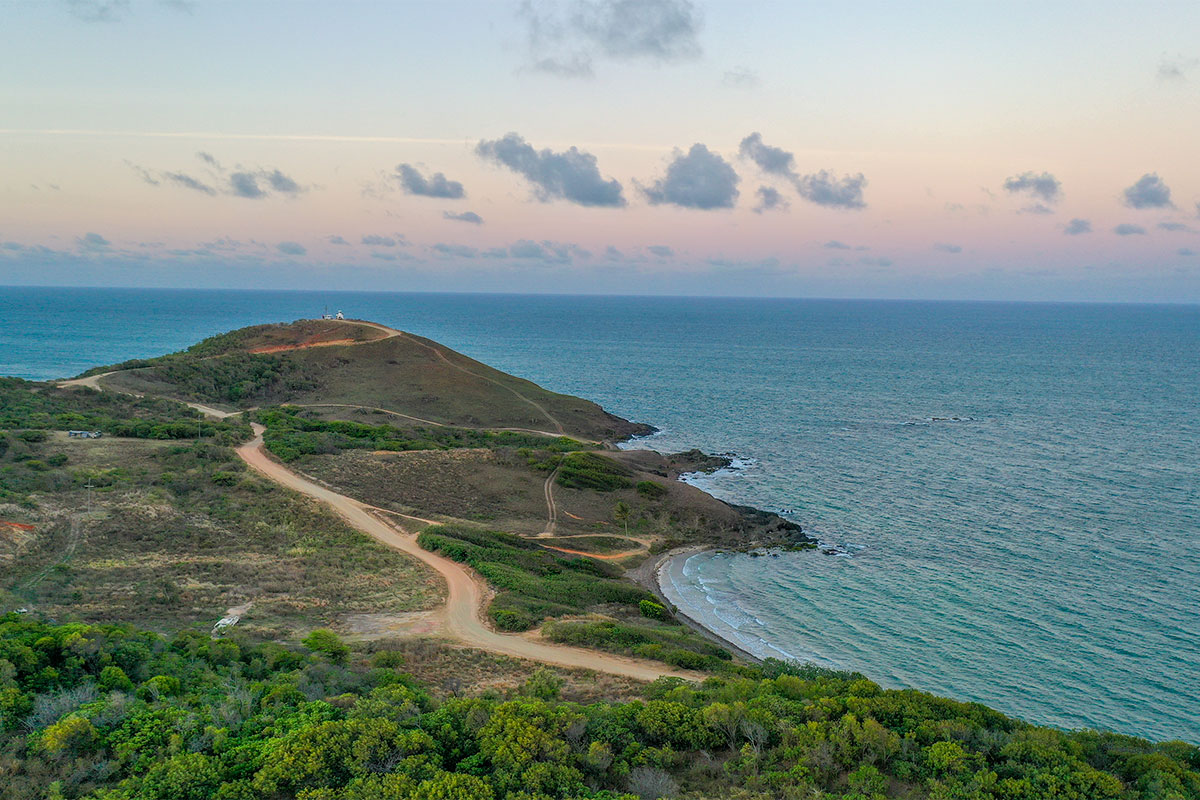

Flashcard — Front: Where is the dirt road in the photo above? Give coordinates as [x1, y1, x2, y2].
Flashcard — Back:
[58, 371, 238, 419]
[236, 424, 696, 682]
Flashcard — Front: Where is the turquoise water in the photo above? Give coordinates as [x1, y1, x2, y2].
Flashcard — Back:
[2, 286, 1197, 743]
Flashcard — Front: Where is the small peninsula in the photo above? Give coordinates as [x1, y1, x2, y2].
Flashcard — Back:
[1, 319, 1195, 800]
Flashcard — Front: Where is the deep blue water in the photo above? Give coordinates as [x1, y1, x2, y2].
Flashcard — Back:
[2, 286, 1198, 743]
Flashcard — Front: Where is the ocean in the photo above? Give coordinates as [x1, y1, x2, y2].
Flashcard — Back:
[2, 286, 1197, 743]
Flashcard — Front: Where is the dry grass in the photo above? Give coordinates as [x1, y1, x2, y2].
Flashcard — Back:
[1, 433, 444, 637]
[299, 445, 790, 548]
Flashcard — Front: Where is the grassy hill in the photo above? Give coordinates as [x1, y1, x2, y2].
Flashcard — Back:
[91, 319, 650, 442]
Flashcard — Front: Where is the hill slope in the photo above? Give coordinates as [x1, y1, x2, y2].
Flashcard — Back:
[89, 319, 651, 441]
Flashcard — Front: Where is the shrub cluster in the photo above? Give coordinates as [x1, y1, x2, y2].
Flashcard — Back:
[2, 616, 1196, 800]
[555, 452, 634, 492]
[0, 378, 249, 444]
[543, 618, 733, 673]
[259, 406, 586, 463]
[416, 524, 652, 631]
[635, 480, 668, 500]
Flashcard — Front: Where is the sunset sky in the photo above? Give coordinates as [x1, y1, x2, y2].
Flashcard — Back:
[2, 0, 1199, 301]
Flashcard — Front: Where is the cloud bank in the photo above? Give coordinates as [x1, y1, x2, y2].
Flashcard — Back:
[132, 152, 306, 200]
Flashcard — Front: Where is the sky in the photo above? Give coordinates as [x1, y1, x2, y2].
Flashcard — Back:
[2, 0, 1199, 302]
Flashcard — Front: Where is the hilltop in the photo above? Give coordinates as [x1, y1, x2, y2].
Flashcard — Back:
[84, 319, 650, 442]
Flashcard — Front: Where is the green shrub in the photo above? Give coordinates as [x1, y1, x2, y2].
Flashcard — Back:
[0, 377, 250, 443]
[98, 665, 134, 692]
[302, 628, 349, 664]
[522, 668, 564, 700]
[639, 599, 669, 621]
[636, 480, 668, 500]
[419, 524, 653, 631]
[0, 616, 1195, 800]
[40, 715, 97, 756]
[371, 650, 405, 669]
[138, 674, 182, 700]
[256, 405, 588, 463]
[542, 619, 733, 672]
[555, 452, 633, 492]
[490, 607, 536, 632]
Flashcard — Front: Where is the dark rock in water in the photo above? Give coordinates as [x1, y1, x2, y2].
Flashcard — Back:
[667, 449, 733, 475]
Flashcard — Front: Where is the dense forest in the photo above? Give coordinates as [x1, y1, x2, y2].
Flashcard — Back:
[2, 616, 1197, 800]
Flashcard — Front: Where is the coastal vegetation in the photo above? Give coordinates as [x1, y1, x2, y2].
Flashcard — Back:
[542, 618, 735, 673]
[413, 524, 745, 671]
[554, 452, 635, 492]
[416, 524, 650, 631]
[256, 405, 585, 463]
[0, 378, 248, 445]
[3, 615, 1197, 800]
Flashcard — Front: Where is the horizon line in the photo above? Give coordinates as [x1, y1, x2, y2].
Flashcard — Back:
[2, 283, 1196, 308]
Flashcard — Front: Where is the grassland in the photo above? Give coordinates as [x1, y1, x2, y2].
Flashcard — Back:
[298, 442, 805, 543]
[0, 384, 443, 638]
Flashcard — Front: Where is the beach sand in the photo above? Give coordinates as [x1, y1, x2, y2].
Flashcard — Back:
[629, 545, 762, 665]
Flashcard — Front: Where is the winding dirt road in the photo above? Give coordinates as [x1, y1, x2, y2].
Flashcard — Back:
[59, 371, 239, 419]
[237, 424, 696, 681]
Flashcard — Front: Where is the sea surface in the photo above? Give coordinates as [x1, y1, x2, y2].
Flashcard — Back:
[2, 286, 1198, 743]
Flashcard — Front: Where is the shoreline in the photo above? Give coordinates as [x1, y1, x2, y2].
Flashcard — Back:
[620, 433, 815, 668]
[628, 544, 763, 665]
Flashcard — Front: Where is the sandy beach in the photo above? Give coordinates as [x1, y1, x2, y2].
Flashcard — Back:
[629, 544, 763, 665]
